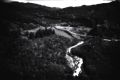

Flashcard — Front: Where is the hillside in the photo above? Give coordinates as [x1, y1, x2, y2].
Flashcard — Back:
[0, 1, 120, 80]
[60, 1, 120, 25]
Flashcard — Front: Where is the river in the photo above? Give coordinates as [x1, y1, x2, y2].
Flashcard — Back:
[65, 41, 84, 77]
[53, 25, 85, 77]
[22, 25, 120, 77]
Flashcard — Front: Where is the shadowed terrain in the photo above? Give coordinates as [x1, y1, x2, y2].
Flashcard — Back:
[0, 1, 120, 80]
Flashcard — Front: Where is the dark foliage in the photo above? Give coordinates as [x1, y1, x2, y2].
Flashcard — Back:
[0, 1, 120, 80]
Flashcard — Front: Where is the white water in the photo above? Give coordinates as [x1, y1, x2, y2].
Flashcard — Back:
[66, 41, 84, 77]
[66, 41, 84, 54]
[73, 56, 83, 77]
[53, 25, 85, 77]
[21, 25, 85, 77]
[21, 25, 120, 77]
[103, 38, 120, 42]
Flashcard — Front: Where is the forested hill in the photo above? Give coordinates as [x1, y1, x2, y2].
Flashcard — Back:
[1, 1, 120, 26]
[0, 1, 120, 80]
[1, 1, 120, 38]
[0, 1, 60, 25]
[60, 1, 120, 26]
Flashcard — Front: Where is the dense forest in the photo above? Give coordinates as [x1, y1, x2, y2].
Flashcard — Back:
[0, 1, 120, 80]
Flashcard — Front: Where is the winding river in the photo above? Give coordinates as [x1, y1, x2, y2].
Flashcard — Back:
[53, 25, 85, 77]
[22, 25, 120, 77]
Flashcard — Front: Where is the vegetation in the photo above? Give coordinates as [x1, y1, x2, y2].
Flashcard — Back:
[0, 1, 120, 80]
